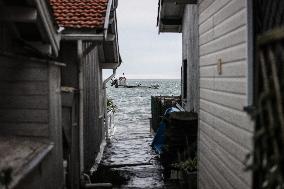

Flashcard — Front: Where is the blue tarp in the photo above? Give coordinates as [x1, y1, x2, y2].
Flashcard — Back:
[151, 107, 180, 154]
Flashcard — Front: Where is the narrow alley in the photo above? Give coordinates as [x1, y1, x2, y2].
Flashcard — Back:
[1, 0, 284, 189]
[94, 80, 180, 188]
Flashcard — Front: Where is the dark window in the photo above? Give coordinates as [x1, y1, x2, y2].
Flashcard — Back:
[183, 59, 187, 99]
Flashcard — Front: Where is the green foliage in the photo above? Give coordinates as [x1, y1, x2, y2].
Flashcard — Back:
[107, 98, 117, 113]
[172, 157, 197, 174]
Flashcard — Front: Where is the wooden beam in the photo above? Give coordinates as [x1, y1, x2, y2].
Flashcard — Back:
[106, 33, 115, 41]
[62, 33, 104, 41]
[103, 0, 113, 38]
[34, 0, 60, 56]
[161, 18, 182, 25]
[0, 6, 37, 23]
[100, 62, 119, 69]
[27, 42, 52, 55]
[164, 0, 197, 4]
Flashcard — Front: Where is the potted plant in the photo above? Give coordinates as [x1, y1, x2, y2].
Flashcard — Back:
[171, 157, 197, 189]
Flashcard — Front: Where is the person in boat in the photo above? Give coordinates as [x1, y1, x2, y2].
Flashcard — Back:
[118, 73, 127, 86]
[111, 78, 118, 88]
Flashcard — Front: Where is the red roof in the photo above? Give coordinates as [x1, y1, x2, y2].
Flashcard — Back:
[49, 0, 109, 29]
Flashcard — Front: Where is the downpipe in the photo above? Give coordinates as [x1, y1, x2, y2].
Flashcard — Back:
[77, 40, 84, 173]
[103, 69, 116, 139]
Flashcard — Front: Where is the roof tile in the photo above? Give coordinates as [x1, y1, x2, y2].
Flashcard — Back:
[49, 0, 109, 29]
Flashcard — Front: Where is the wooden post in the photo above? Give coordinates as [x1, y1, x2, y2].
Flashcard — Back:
[77, 40, 84, 173]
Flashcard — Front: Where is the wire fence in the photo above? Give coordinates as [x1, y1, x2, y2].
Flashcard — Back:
[252, 1, 284, 188]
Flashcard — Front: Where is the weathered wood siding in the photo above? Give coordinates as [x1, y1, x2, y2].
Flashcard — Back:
[82, 43, 104, 171]
[198, 0, 254, 188]
[182, 5, 199, 112]
[0, 23, 13, 51]
[60, 41, 81, 189]
[0, 55, 50, 137]
[0, 54, 64, 189]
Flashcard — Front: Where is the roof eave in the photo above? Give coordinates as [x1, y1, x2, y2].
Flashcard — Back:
[157, 0, 197, 33]
[103, 0, 113, 39]
[100, 11, 121, 69]
[35, 0, 60, 56]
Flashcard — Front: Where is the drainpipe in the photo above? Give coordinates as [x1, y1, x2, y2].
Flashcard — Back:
[102, 69, 116, 139]
[77, 40, 84, 173]
[103, 69, 116, 88]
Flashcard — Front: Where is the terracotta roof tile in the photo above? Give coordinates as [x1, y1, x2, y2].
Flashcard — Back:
[49, 0, 109, 29]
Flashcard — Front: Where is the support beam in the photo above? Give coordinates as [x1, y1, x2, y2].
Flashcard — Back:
[164, 0, 197, 4]
[27, 42, 52, 55]
[62, 33, 115, 42]
[161, 18, 182, 25]
[62, 34, 104, 41]
[0, 6, 37, 23]
[103, 0, 113, 38]
[34, 0, 60, 56]
[100, 62, 120, 69]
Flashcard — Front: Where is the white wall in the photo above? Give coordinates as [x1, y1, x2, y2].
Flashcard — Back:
[198, 0, 254, 188]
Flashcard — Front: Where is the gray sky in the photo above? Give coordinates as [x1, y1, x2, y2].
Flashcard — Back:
[104, 0, 182, 79]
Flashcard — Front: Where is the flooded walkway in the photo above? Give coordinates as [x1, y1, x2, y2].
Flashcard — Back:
[101, 121, 164, 188]
[95, 80, 180, 188]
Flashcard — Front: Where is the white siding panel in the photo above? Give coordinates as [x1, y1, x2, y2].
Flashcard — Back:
[199, 0, 231, 25]
[197, 0, 253, 188]
[200, 61, 246, 78]
[200, 88, 246, 110]
[199, 144, 234, 189]
[199, 109, 253, 150]
[200, 26, 246, 56]
[200, 9, 246, 46]
[200, 29, 214, 46]
[214, 0, 246, 26]
[200, 77, 246, 94]
[214, 9, 246, 39]
[199, 17, 213, 35]
[200, 131, 251, 187]
[200, 99, 253, 132]
[200, 120, 250, 164]
[200, 43, 246, 67]
[199, 162, 221, 189]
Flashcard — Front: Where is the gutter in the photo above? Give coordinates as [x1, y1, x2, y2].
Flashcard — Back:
[102, 68, 116, 141]
[103, 0, 113, 39]
[103, 69, 116, 88]
[34, 0, 60, 56]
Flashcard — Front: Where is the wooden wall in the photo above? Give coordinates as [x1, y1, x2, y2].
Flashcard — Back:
[0, 55, 64, 189]
[0, 55, 49, 137]
[60, 41, 80, 189]
[197, 0, 254, 188]
[182, 5, 199, 112]
[0, 24, 63, 189]
[82, 42, 104, 171]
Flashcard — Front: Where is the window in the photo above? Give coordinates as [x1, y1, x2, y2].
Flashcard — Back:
[183, 59, 187, 99]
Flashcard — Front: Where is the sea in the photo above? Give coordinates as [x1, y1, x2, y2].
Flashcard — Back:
[100, 79, 181, 188]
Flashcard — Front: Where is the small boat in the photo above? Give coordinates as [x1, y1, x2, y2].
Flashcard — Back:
[111, 74, 159, 89]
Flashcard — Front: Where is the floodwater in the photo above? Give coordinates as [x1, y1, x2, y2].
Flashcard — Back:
[100, 79, 180, 188]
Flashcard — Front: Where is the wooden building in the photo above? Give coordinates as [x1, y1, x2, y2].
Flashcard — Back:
[158, 0, 284, 188]
[0, 0, 63, 188]
[49, 0, 121, 187]
[0, 0, 120, 188]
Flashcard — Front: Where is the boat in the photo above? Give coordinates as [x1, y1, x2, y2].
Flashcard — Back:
[110, 74, 159, 89]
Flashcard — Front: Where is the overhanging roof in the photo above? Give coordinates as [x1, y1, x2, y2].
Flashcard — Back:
[49, 0, 109, 29]
[157, 0, 197, 33]
[0, 0, 60, 56]
[99, 10, 121, 69]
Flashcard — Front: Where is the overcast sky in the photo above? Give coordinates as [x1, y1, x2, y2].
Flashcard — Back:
[103, 0, 182, 79]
